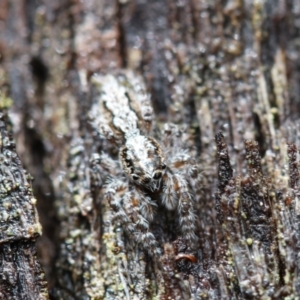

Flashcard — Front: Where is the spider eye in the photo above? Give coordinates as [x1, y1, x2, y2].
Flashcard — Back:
[143, 177, 151, 183]
[161, 163, 166, 169]
[132, 174, 139, 180]
[125, 158, 132, 164]
[153, 171, 162, 180]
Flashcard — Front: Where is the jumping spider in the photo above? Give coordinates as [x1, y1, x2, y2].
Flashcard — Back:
[89, 72, 198, 256]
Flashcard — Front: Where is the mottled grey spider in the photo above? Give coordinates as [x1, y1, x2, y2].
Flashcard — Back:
[89, 72, 198, 256]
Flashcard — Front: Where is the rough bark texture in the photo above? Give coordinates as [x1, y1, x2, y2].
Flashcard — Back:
[1, 0, 300, 299]
[0, 98, 48, 299]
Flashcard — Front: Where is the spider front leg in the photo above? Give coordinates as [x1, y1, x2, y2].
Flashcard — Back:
[124, 190, 162, 256]
[162, 171, 197, 247]
[170, 151, 202, 191]
[105, 178, 135, 234]
[105, 179, 161, 256]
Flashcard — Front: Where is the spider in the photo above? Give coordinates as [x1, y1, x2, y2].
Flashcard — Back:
[89, 72, 198, 256]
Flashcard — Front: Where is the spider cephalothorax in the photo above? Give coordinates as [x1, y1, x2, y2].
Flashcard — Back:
[119, 135, 166, 192]
[89, 72, 199, 256]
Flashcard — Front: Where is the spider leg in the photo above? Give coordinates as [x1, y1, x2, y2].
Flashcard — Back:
[161, 170, 197, 246]
[90, 152, 119, 192]
[105, 179, 161, 256]
[105, 178, 135, 232]
[124, 190, 161, 256]
[161, 170, 178, 210]
[133, 190, 157, 222]
[162, 123, 201, 189]
[175, 174, 197, 244]
[170, 151, 201, 191]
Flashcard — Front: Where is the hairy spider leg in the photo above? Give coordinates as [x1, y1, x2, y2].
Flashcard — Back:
[105, 178, 161, 256]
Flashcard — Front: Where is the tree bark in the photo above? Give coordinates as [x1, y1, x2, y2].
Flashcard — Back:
[0, 0, 300, 299]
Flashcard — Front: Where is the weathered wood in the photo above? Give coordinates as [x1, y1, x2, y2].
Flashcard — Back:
[1, 0, 300, 299]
